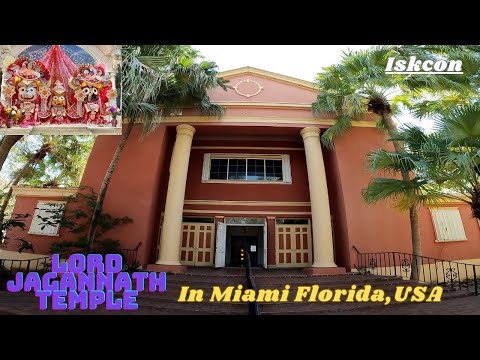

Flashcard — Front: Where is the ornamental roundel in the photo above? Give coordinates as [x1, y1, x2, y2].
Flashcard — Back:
[233, 78, 264, 98]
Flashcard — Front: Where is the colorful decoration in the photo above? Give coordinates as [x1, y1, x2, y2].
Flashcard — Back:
[49, 81, 68, 124]
[4, 105, 21, 127]
[107, 106, 121, 127]
[67, 64, 112, 125]
[0, 46, 118, 129]
[3, 57, 50, 127]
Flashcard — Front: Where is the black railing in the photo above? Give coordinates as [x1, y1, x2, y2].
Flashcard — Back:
[245, 251, 261, 315]
[56, 243, 142, 271]
[0, 256, 52, 288]
[353, 246, 479, 295]
[119, 242, 142, 270]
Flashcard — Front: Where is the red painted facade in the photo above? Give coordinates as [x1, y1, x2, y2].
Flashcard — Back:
[5, 68, 480, 270]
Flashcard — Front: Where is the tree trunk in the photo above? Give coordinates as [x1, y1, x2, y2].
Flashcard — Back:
[0, 135, 23, 172]
[381, 111, 423, 277]
[471, 186, 480, 220]
[86, 119, 136, 247]
[0, 154, 36, 224]
[409, 206, 422, 280]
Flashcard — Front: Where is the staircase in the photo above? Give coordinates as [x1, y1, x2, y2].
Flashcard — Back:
[0, 267, 473, 315]
[135, 267, 471, 315]
[251, 270, 468, 314]
[135, 268, 248, 315]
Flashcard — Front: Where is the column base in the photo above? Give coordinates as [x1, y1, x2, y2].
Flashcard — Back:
[303, 267, 346, 275]
[146, 264, 188, 273]
[155, 259, 183, 266]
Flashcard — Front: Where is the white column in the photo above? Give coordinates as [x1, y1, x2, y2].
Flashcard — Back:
[156, 124, 196, 265]
[300, 127, 337, 268]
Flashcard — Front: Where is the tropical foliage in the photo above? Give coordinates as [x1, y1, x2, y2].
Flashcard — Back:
[41, 186, 133, 253]
[313, 45, 480, 149]
[2, 135, 94, 188]
[313, 45, 480, 264]
[86, 45, 228, 246]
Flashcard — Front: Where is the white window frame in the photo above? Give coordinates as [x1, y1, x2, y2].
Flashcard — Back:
[201, 153, 292, 184]
[429, 207, 467, 242]
[28, 200, 66, 237]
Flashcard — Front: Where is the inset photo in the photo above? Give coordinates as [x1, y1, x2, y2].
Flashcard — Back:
[0, 45, 121, 135]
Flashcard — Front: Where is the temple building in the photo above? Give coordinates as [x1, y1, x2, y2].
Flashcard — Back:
[4, 67, 480, 274]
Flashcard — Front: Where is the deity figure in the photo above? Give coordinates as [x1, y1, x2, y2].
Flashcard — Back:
[2, 58, 49, 127]
[67, 64, 111, 125]
[49, 81, 68, 124]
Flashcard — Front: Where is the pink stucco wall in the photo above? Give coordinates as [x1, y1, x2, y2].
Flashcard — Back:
[6, 68, 480, 270]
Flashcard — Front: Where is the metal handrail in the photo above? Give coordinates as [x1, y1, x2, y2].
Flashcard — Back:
[352, 246, 479, 295]
[0, 256, 53, 288]
[245, 251, 261, 315]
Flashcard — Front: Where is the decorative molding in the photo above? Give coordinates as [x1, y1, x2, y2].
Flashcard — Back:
[184, 210, 312, 215]
[214, 102, 312, 109]
[153, 116, 377, 128]
[219, 67, 316, 91]
[12, 186, 78, 198]
[184, 200, 311, 207]
[233, 78, 264, 98]
[203, 180, 292, 185]
[192, 146, 304, 151]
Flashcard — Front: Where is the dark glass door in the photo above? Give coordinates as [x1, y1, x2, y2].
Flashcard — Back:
[230, 235, 259, 266]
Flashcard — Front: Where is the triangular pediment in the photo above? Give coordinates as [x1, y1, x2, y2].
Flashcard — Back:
[208, 67, 319, 105]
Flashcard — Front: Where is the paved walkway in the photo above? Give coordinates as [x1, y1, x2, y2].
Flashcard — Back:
[0, 290, 479, 315]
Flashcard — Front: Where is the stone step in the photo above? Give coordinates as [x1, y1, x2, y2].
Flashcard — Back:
[258, 285, 470, 314]
[252, 276, 409, 287]
[2, 271, 474, 315]
[260, 291, 472, 315]
[136, 299, 248, 314]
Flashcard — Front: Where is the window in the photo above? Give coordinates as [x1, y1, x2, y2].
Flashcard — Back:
[202, 154, 292, 183]
[28, 201, 65, 236]
[430, 208, 467, 242]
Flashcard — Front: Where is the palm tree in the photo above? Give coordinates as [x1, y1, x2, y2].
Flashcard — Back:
[313, 45, 480, 260]
[362, 125, 452, 278]
[0, 135, 23, 172]
[0, 141, 53, 224]
[85, 45, 228, 247]
[427, 104, 480, 219]
[3, 135, 95, 188]
[0, 135, 94, 224]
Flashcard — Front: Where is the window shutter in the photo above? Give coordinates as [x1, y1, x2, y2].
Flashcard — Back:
[28, 202, 65, 236]
[430, 208, 467, 241]
[201, 153, 211, 182]
[282, 155, 292, 184]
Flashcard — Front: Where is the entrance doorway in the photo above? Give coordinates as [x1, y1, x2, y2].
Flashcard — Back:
[226, 226, 263, 267]
[215, 218, 267, 268]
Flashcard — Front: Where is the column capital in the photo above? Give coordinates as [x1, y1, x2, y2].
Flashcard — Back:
[176, 124, 196, 137]
[300, 127, 321, 140]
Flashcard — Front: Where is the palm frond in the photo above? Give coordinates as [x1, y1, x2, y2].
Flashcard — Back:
[366, 149, 419, 174]
[320, 115, 352, 149]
